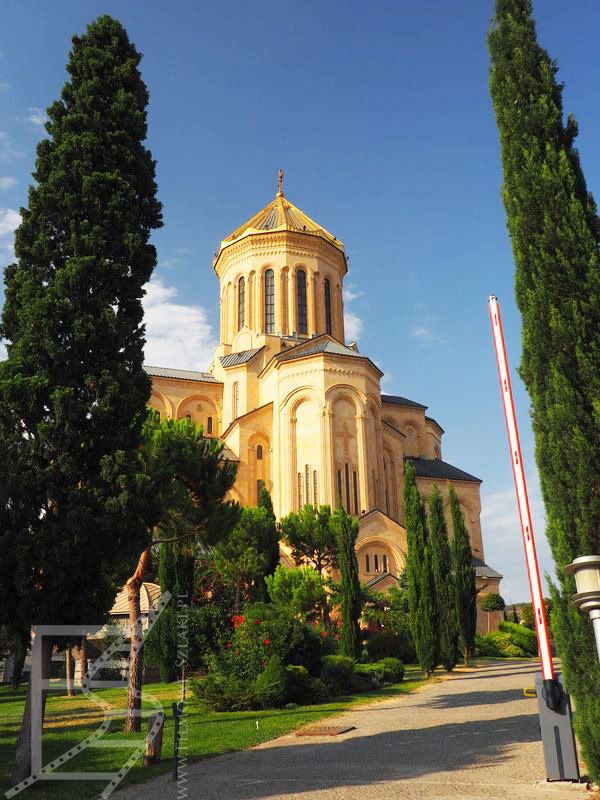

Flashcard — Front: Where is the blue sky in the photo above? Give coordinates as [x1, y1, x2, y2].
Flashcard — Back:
[1, 0, 599, 601]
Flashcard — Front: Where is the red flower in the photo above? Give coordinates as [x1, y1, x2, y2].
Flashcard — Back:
[263, 638, 271, 646]
[254, 619, 261, 625]
[226, 642, 232, 648]
[320, 631, 327, 638]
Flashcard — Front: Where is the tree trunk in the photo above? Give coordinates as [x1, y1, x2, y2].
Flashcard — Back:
[124, 548, 150, 734]
[79, 637, 87, 686]
[11, 635, 54, 785]
[65, 645, 74, 697]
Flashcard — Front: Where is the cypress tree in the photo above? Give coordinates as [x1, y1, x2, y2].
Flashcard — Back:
[0, 16, 162, 780]
[428, 486, 459, 671]
[403, 462, 437, 676]
[489, 0, 600, 778]
[331, 506, 361, 660]
[449, 486, 477, 665]
[258, 485, 280, 598]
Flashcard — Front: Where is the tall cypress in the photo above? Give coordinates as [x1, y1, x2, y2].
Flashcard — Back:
[449, 486, 477, 666]
[489, 0, 600, 778]
[0, 16, 162, 780]
[403, 462, 437, 676]
[428, 486, 459, 671]
[331, 506, 361, 660]
[258, 485, 280, 599]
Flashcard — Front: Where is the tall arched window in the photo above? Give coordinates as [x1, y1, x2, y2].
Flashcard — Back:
[296, 269, 307, 334]
[365, 554, 370, 573]
[264, 269, 275, 333]
[324, 278, 332, 335]
[256, 444, 263, 460]
[207, 416, 213, 434]
[383, 554, 388, 573]
[238, 276, 245, 330]
[232, 381, 239, 420]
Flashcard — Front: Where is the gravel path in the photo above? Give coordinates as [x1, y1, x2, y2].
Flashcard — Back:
[115, 660, 592, 800]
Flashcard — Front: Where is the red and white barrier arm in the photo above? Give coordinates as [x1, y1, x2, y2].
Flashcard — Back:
[488, 295, 554, 681]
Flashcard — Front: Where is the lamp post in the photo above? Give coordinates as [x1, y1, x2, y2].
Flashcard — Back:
[565, 555, 600, 664]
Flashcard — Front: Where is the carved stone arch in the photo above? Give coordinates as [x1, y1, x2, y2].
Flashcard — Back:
[248, 431, 272, 503]
[282, 386, 323, 419]
[325, 384, 367, 415]
[356, 534, 406, 578]
[148, 390, 172, 419]
[175, 393, 219, 433]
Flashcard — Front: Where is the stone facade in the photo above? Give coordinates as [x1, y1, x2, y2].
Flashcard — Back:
[146, 186, 502, 629]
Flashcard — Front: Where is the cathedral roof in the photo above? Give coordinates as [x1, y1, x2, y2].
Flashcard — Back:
[382, 394, 427, 410]
[473, 558, 503, 579]
[144, 365, 221, 384]
[406, 456, 482, 484]
[220, 347, 264, 368]
[277, 336, 362, 363]
[215, 188, 345, 264]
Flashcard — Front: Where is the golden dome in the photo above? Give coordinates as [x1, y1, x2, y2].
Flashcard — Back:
[215, 188, 345, 267]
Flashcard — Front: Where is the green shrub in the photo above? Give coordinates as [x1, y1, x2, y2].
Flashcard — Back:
[376, 657, 405, 682]
[190, 672, 257, 712]
[477, 632, 526, 659]
[255, 655, 287, 708]
[306, 677, 331, 704]
[498, 621, 537, 656]
[354, 663, 385, 689]
[366, 630, 416, 663]
[285, 665, 312, 704]
[320, 654, 355, 694]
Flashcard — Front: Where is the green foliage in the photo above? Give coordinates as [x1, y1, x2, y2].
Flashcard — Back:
[449, 486, 477, 665]
[320, 654, 355, 694]
[520, 598, 553, 630]
[366, 630, 416, 664]
[280, 505, 338, 575]
[428, 486, 459, 671]
[376, 657, 405, 683]
[212, 506, 274, 612]
[498, 621, 538, 656]
[0, 15, 163, 635]
[257, 487, 280, 599]
[489, 0, 600, 779]
[265, 566, 326, 620]
[353, 663, 385, 689]
[480, 593, 505, 613]
[476, 632, 526, 659]
[190, 672, 257, 712]
[403, 462, 437, 676]
[284, 665, 312, 704]
[255, 655, 287, 708]
[331, 506, 362, 659]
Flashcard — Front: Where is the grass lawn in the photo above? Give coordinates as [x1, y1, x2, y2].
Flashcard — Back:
[0, 665, 428, 799]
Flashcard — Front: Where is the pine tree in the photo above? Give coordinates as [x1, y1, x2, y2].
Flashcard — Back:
[0, 16, 162, 780]
[331, 507, 361, 660]
[489, 0, 600, 778]
[449, 487, 477, 665]
[428, 486, 459, 671]
[403, 462, 437, 676]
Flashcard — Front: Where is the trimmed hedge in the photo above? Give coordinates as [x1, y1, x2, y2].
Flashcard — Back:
[498, 621, 537, 656]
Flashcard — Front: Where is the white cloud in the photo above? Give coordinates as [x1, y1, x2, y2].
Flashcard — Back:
[343, 283, 364, 343]
[0, 176, 16, 190]
[411, 324, 445, 344]
[0, 207, 19, 267]
[142, 276, 217, 371]
[0, 131, 23, 162]
[0, 79, 9, 93]
[481, 469, 556, 603]
[25, 107, 48, 128]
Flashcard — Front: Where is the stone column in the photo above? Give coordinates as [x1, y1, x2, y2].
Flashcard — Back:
[308, 274, 316, 336]
[356, 412, 370, 513]
[288, 270, 297, 335]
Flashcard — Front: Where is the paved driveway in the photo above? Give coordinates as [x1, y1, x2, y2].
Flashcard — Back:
[116, 660, 591, 800]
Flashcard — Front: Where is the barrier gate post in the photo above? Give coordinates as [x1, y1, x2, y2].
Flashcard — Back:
[488, 295, 579, 782]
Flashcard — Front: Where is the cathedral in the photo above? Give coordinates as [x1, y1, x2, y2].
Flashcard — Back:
[145, 177, 502, 627]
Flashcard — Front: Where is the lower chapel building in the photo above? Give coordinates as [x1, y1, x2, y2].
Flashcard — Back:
[145, 183, 502, 629]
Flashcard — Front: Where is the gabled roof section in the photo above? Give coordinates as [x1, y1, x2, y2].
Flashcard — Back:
[406, 456, 481, 484]
[473, 558, 503, 579]
[220, 347, 264, 368]
[382, 394, 427, 410]
[216, 191, 344, 264]
[366, 572, 402, 590]
[425, 415, 445, 434]
[277, 335, 363, 364]
[144, 365, 221, 384]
